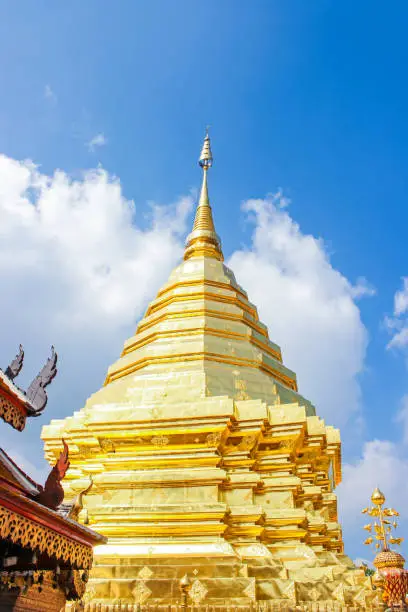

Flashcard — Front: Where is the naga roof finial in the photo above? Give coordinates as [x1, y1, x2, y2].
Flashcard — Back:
[26, 346, 58, 414]
[4, 344, 24, 380]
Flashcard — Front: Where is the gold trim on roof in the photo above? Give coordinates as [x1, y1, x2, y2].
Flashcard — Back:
[146, 288, 259, 320]
[105, 349, 297, 390]
[156, 277, 249, 301]
[136, 304, 270, 339]
[123, 326, 282, 363]
[0, 505, 93, 569]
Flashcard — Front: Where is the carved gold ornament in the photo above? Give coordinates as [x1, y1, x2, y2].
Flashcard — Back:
[138, 566, 154, 580]
[99, 438, 115, 452]
[206, 431, 221, 447]
[0, 396, 25, 430]
[189, 579, 208, 604]
[309, 586, 320, 601]
[0, 505, 93, 569]
[151, 435, 169, 447]
[70, 569, 89, 600]
[78, 446, 93, 458]
[132, 580, 152, 604]
[234, 378, 250, 400]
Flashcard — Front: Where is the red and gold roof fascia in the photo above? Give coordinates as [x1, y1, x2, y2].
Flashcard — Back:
[0, 378, 28, 431]
[0, 487, 105, 569]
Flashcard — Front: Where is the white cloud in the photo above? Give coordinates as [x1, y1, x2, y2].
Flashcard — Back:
[339, 440, 408, 524]
[338, 439, 408, 558]
[87, 133, 107, 152]
[389, 328, 408, 349]
[350, 277, 376, 300]
[344, 283, 408, 560]
[0, 153, 192, 473]
[396, 395, 408, 445]
[0, 155, 191, 331]
[386, 277, 408, 350]
[44, 84, 57, 104]
[228, 196, 370, 426]
[394, 278, 408, 316]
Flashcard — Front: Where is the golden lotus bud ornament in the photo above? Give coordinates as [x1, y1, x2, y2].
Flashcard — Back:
[362, 488, 407, 607]
[371, 487, 386, 506]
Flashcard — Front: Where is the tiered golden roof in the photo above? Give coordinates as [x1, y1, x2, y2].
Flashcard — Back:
[42, 133, 376, 609]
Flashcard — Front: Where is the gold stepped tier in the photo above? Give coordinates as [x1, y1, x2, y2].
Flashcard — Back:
[101, 256, 304, 404]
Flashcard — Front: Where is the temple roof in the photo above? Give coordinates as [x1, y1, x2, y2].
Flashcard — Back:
[0, 346, 57, 430]
[0, 448, 40, 496]
[0, 369, 34, 431]
[0, 445, 106, 570]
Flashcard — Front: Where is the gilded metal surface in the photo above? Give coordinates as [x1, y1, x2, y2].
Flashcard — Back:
[185, 132, 223, 262]
[42, 136, 378, 608]
[0, 505, 93, 569]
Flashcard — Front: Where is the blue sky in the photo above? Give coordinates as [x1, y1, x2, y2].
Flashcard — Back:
[1, 1, 408, 562]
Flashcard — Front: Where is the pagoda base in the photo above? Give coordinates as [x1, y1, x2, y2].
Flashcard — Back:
[63, 547, 384, 610]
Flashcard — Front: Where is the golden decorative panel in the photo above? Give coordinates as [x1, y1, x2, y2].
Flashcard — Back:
[0, 505, 93, 569]
[151, 435, 169, 447]
[132, 581, 152, 604]
[137, 566, 153, 580]
[190, 579, 208, 605]
[0, 396, 25, 431]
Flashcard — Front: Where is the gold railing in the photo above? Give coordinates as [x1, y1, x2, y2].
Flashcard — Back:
[67, 603, 385, 611]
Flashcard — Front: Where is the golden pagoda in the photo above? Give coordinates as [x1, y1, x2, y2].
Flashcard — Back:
[42, 133, 376, 609]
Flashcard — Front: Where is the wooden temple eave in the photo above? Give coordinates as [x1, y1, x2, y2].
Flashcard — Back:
[0, 345, 58, 431]
[0, 449, 40, 496]
[0, 371, 31, 431]
[0, 485, 106, 570]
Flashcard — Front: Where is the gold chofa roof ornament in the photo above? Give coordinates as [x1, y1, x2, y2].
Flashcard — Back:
[184, 130, 223, 262]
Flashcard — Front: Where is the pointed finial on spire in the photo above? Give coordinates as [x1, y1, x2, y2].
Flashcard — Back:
[184, 129, 223, 261]
[199, 127, 213, 169]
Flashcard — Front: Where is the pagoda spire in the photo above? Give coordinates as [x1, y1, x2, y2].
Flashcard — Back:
[184, 130, 223, 261]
